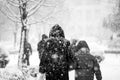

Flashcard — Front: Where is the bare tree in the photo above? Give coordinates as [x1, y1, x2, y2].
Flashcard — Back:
[0, 0, 62, 68]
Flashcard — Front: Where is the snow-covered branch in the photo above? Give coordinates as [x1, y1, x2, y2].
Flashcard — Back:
[6, 3, 20, 20]
[27, 0, 44, 16]
[27, 8, 56, 25]
[41, 4, 56, 7]
[0, 8, 20, 23]
[6, 0, 19, 7]
[27, 19, 51, 26]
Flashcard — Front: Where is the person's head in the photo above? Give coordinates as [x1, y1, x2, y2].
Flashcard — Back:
[76, 40, 90, 53]
[49, 24, 65, 38]
[42, 34, 48, 40]
[71, 39, 78, 46]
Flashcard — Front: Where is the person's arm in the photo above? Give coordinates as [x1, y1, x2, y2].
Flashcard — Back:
[67, 41, 76, 71]
[68, 50, 75, 70]
[37, 41, 41, 52]
[29, 44, 32, 55]
[94, 58, 102, 80]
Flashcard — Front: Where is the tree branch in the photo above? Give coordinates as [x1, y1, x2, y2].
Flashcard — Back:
[27, 20, 48, 25]
[25, 0, 32, 3]
[27, 1, 45, 18]
[27, 8, 56, 25]
[0, 8, 20, 23]
[6, 0, 19, 7]
[27, 20, 42, 25]
[41, 4, 56, 7]
[6, 3, 20, 20]
[18, 0, 24, 26]
[27, 1, 57, 25]
[27, 0, 44, 14]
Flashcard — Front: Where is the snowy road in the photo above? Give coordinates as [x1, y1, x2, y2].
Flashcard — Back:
[6, 52, 120, 80]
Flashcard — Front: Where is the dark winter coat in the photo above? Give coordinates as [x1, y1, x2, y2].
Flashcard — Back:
[24, 42, 32, 57]
[22, 41, 32, 65]
[39, 24, 74, 80]
[37, 34, 48, 59]
[37, 40, 46, 59]
[74, 51, 102, 80]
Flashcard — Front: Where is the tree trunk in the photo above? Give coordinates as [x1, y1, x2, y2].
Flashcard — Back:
[18, 1, 28, 68]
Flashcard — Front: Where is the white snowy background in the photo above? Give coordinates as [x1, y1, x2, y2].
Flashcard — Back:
[0, 0, 120, 80]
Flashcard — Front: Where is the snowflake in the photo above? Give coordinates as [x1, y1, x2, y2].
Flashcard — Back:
[59, 41, 62, 43]
[52, 54, 58, 59]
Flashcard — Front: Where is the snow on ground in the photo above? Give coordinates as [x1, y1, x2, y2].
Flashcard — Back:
[7, 51, 40, 68]
[4, 50, 120, 80]
[100, 54, 120, 80]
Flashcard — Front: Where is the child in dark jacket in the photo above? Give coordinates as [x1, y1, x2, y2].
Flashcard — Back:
[74, 41, 102, 80]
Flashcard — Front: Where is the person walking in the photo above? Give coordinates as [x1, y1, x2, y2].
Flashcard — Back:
[74, 40, 102, 80]
[23, 41, 32, 66]
[37, 34, 48, 59]
[39, 24, 74, 80]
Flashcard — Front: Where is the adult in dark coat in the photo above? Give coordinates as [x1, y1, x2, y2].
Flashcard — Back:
[23, 41, 32, 66]
[39, 24, 74, 80]
[37, 34, 48, 59]
[74, 40, 102, 80]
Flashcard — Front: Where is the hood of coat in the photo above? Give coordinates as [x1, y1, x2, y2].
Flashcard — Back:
[49, 24, 65, 38]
